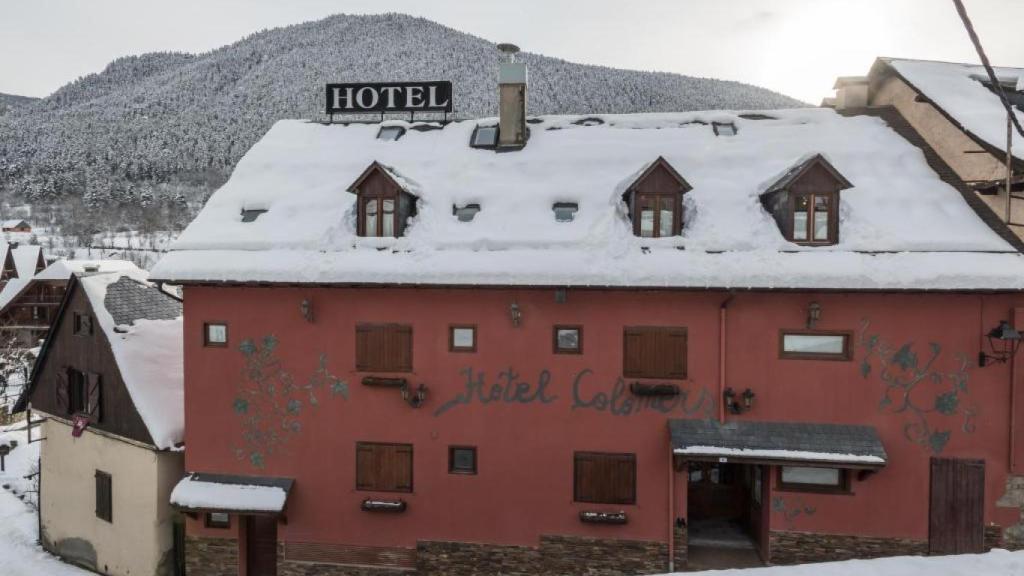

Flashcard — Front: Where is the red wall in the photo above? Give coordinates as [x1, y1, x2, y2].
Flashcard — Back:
[183, 286, 1023, 548]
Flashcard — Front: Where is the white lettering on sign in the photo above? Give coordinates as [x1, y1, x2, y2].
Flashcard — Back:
[405, 86, 425, 108]
[331, 86, 354, 111]
[355, 87, 379, 109]
[381, 86, 402, 109]
[325, 82, 453, 114]
[428, 85, 449, 109]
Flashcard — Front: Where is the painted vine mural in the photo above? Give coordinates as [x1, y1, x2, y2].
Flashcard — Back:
[858, 320, 976, 454]
[233, 335, 349, 468]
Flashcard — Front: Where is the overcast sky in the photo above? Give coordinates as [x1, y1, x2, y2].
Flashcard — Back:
[1, 0, 1022, 104]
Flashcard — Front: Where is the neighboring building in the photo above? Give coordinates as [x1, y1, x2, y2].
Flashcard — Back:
[153, 61, 1024, 576]
[13, 266, 185, 576]
[2, 219, 32, 233]
[829, 58, 1024, 235]
[0, 259, 137, 348]
[0, 241, 44, 294]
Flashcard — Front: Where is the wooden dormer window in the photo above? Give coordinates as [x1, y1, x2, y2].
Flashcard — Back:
[622, 157, 692, 238]
[346, 162, 418, 238]
[760, 154, 852, 246]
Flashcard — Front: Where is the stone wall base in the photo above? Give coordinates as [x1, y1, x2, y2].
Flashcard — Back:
[672, 525, 687, 570]
[768, 531, 927, 565]
[188, 534, 668, 576]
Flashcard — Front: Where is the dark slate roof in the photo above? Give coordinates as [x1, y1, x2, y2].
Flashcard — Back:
[103, 276, 181, 326]
[669, 419, 887, 467]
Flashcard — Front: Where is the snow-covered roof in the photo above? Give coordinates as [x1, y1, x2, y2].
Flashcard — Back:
[0, 243, 43, 311]
[170, 473, 292, 513]
[1, 219, 29, 228]
[882, 58, 1024, 160]
[33, 259, 140, 282]
[78, 268, 184, 450]
[151, 109, 1024, 290]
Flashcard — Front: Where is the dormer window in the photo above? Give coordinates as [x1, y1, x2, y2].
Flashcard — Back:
[453, 204, 481, 222]
[621, 157, 692, 238]
[347, 162, 418, 238]
[760, 154, 852, 246]
[553, 203, 578, 222]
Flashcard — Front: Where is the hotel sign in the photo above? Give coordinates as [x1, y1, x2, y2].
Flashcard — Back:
[325, 81, 453, 114]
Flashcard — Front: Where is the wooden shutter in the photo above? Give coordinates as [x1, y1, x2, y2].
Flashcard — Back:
[95, 470, 112, 522]
[623, 327, 687, 379]
[929, 458, 984, 555]
[55, 370, 69, 414]
[86, 373, 102, 422]
[355, 324, 413, 372]
[356, 442, 413, 492]
[574, 452, 636, 504]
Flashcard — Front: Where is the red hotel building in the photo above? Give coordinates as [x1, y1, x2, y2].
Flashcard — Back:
[153, 64, 1024, 575]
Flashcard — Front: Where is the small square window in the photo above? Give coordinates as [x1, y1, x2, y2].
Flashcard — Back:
[449, 325, 476, 353]
[553, 203, 579, 222]
[205, 512, 231, 529]
[780, 331, 850, 360]
[449, 446, 477, 475]
[73, 312, 93, 336]
[204, 323, 228, 347]
[554, 325, 582, 354]
[377, 126, 406, 141]
[453, 204, 481, 222]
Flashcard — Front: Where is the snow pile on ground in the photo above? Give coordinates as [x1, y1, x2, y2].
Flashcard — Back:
[662, 549, 1024, 575]
[888, 59, 1023, 160]
[153, 109, 1024, 290]
[0, 424, 92, 575]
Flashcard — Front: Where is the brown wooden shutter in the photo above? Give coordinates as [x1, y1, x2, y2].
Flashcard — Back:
[392, 444, 413, 491]
[355, 324, 413, 372]
[623, 327, 688, 379]
[355, 442, 376, 490]
[95, 470, 112, 522]
[86, 373, 102, 422]
[355, 442, 413, 492]
[574, 452, 636, 504]
[55, 370, 70, 414]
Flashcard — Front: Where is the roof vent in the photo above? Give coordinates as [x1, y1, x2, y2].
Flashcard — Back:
[241, 209, 268, 223]
[497, 43, 527, 149]
[712, 122, 737, 136]
[82, 264, 100, 273]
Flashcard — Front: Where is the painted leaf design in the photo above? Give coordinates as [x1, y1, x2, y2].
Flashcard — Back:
[233, 398, 249, 414]
[239, 339, 256, 356]
[331, 379, 349, 398]
[928, 431, 950, 454]
[860, 360, 871, 379]
[893, 344, 917, 371]
[250, 452, 265, 468]
[934, 392, 959, 415]
[878, 396, 892, 410]
[287, 399, 302, 414]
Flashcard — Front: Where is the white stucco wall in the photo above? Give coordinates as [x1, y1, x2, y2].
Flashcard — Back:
[38, 417, 184, 576]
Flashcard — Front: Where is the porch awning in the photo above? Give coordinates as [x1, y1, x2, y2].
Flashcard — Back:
[170, 472, 294, 515]
[669, 419, 887, 469]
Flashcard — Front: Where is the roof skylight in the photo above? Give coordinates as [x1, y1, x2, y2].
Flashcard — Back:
[553, 203, 579, 222]
[713, 122, 737, 136]
[240, 209, 268, 223]
[453, 204, 481, 222]
[377, 126, 406, 141]
[471, 126, 498, 148]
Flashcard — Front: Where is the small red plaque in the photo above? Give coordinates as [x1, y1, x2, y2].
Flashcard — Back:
[71, 415, 91, 438]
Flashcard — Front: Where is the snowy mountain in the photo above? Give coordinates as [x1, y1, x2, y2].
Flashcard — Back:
[0, 93, 37, 115]
[0, 13, 804, 224]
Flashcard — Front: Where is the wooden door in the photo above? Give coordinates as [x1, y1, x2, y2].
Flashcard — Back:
[245, 516, 278, 576]
[929, 458, 984, 555]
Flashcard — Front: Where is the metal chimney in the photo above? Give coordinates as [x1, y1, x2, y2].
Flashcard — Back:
[497, 43, 527, 149]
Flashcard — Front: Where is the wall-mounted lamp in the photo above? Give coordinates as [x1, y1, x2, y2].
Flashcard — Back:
[300, 298, 314, 323]
[978, 320, 1023, 367]
[806, 302, 822, 329]
[723, 387, 756, 414]
[400, 382, 428, 408]
[510, 301, 522, 327]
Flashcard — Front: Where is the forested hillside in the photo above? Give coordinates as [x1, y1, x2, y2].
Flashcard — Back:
[0, 13, 804, 236]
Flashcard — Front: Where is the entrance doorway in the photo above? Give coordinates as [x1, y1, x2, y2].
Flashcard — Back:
[929, 457, 984, 555]
[686, 462, 766, 569]
[245, 516, 278, 576]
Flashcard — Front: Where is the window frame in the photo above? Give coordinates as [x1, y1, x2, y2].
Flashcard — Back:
[789, 190, 838, 245]
[573, 451, 637, 505]
[633, 192, 681, 238]
[448, 324, 477, 353]
[552, 202, 579, 223]
[205, 512, 231, 529]
[776, 466, 851, 494]
[355, 323, 413, 372]
[203, 322, 228, 348]
[778, 329, 852, 361]
[553, 325, 583, 355]
[355, 441, 414, 493]
[68, 369, 87, 415]
[448, 445, 478, 475]
[73, 312, 93, 336]
[95, 470, 112, 523]
[358, 190, 401, 238]
[622, 326, 688, 379]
